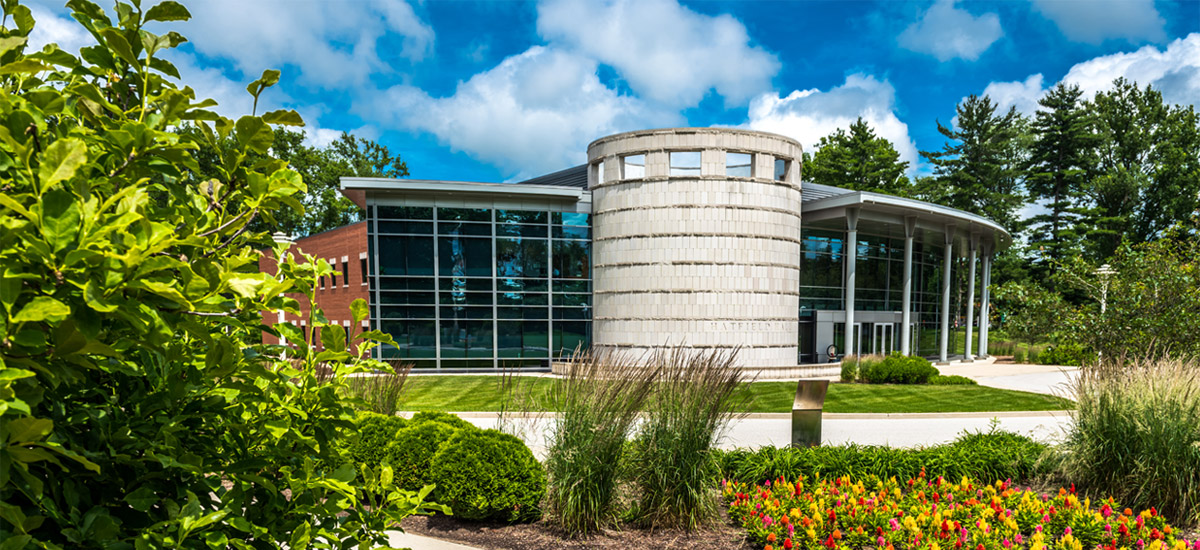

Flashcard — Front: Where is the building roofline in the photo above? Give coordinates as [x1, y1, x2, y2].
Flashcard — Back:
[801, 189, 1012, 249]
[587, 127, 804, 152]
[340, 177, 585, 201]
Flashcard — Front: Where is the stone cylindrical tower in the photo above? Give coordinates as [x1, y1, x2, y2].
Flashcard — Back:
[586, 128, 803, 367]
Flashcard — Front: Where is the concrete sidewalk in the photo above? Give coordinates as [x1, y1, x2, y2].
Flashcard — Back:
[388, 530, 480, 550]
[937, 359, 1079, 397]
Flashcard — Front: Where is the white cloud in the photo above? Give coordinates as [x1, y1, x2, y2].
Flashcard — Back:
[373, 46, 679, 179]
[898, 0, 1003, 62]
[181, 0, 434, 89]
[27, 4, 94, 53]
[1032, 0, 1165, 45]
[744, 74, 919, 169]
[536, 0, 779, 107]
[978, 33, 1200, 114]
[982, 74, 1046, 116]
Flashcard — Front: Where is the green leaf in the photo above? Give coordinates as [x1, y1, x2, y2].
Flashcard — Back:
[12, 297, 70, 323]
[124, 485, 158, 512]
[233, 116, 273, 154]
[0, 36, 27, 57]
[350, 298, 369, 324]
[224, 275, 264, 298]
[320, 324, 346, 353]
[98, 27, 138, 67]
[10, 4, 33, 34]
[40, 188, 81, 253]
[5, 417, 53, 443]
[143, 1, 191, 22]
[263, 419, 289, 440]
[261, 109, 304, 126]
[38, 138, 87, 190]
[0, 368, 35, 382]
[0, 59, 50, 75]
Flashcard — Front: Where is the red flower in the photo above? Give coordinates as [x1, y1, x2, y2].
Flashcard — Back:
[784, 539, 794, 550]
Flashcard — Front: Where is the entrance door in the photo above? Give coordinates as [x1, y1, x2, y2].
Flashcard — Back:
[873, 323, 893, 355]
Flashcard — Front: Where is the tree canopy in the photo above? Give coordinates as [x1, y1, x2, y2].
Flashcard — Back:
[802, 117, 911, 196]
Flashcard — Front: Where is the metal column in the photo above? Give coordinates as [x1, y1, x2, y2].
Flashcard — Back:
[939, 225, 954, 364]
[900, 217, 916, 356]
[965, 234, 978, 362]
[978, 247, 993, 358]
[844, 208, 860, 358]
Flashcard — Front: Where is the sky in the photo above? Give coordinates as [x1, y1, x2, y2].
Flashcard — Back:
[26, 0, 1200, 184]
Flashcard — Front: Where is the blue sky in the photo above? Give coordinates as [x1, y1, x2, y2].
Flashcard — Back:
[28, 0, 1200, 183]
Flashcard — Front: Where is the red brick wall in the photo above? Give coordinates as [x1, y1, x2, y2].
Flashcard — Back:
[259, 221, 369, 350]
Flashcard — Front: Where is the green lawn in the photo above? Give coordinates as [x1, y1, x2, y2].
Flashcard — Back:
[396, 376, 1073, 413]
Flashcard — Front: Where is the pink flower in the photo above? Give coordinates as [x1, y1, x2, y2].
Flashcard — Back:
[1015, 534, 1024, 544]
[878, 537, 886, 546]
[1003, 539, 1012, 548]
[788, 524, 795, 536]
[890, 519, 900, 531]
[1064, 527, 1073, 536]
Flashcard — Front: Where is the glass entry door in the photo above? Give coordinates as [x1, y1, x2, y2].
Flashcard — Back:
[873, 323, 893, 355]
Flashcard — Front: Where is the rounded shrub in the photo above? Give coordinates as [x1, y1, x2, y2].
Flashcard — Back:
[343, 412, 407, 467]
[929, 374, 978, 385]
[385, 420, 463, 491]
[410, 410, 476, 431]
[429, 429, 546, 522]
[861, 353, 938, 384]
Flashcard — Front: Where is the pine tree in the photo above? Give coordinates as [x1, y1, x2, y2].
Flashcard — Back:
[918, 95, 1030, 230]
[1026, 82, 1095, 267]
[802, 117, 912, 196]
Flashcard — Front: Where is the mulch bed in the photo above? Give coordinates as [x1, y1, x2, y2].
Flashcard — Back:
[401, 509, 754, 550]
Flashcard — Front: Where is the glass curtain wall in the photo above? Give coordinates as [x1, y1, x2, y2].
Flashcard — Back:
[797, 228, 948, 361]
[368, 205, 591, 368]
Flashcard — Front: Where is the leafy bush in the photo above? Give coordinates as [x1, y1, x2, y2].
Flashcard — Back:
[839, 355, 860, 382]
[929, 374, 978, 385]
[541, 350, 657, 536]
[1037, 343, 1094, 367]
[632, 348, 745, 530]
[1063, 358, 1200, 524]
[716, 428, 1048, 485]
[859, 353, 938, 384]
[386, 420, 468, 492]
[429, 429, 546, 522]
[0, 3, 442, 547]
[410, 410, 476, 431]
[1014, 348, 1028, 363]
[343, 412, 407, 466]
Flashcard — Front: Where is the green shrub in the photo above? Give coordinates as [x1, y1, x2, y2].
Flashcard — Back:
[716, 428, 1048, 485]
[1062, 358, 1200, 525]
[860, 353, 938, 384]
[430, 429, 546, 522]
[929, 374, 978, 385]
[1037, 343, 1094, 367]
[840, 355, 859, 382]
[852, 354, 886, 382]
[344, 412, 408, 466]
[1013, 348, 1028, 363]
[410, 410, 476, 431]
[386, 421, 463, 491]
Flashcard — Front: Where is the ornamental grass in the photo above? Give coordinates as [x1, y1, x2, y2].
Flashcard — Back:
[1063, 357, 1200, 525]
[725, 474, 1198, 550]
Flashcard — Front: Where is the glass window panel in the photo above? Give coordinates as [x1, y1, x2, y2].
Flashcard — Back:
[378, 292, 435, 305]
[553, 226, 590, 239]
[496, 210, 547, 224]
[379, 320, 436, 358]
[774, 158, 790, 181]
[553, 321, 591, 357]
[499, 358, 547, 368]
[497, 321, 549, 358]
[498, 278, 548, 293]
[438, 291, 493, 306]
[669, 151, 702, 176]
[552, 280, 591, 293]
[622, 154, 645, 178]
[439, 320, 494, 358]
[552, 240, 591, 279]
[439, 359, 497, 369]
[378, 236, 434, 276]
[553, 293, 590, 306]
[379, 306, 435, 319]
[439, 277, 492, 292]
[437, 207, 490, 222]
[496, 292, 548, 306]
[553, 307, 591, 320]
[440, 306, 494, 320]
[377, 220, 433, 234]
[497, 237, 548, 279]
[437, 221, 491, 236]
[553, 212, 590, 226]
[438, 237, 492, 277]
[496, 224, 548, 238]
[593, 161, 605, 185]
[727, 152, 752, 177]
[497, 306, 549, 320]
[377, 277, 434, 291]
[377, 206, 433, 220]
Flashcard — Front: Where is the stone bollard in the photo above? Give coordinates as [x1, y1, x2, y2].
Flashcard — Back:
[792, 379, 830, 448]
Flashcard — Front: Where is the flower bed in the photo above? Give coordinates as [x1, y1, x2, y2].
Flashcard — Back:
[724, 473, 1197, 550]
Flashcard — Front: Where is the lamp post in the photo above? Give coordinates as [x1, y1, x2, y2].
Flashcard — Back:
[1095, 263, 1116, 315]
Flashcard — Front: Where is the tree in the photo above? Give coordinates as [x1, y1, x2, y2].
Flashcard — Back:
[1083, 78, 1200, 260]
[1026, 83, 1096, 269]
[0, 2, 441, 547]
[802, 117, 911, 196]
[990, 281, 1068, 354]
[919, 95, 1030, 231]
